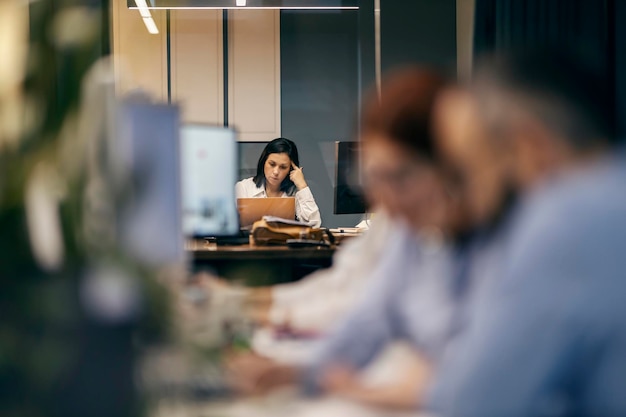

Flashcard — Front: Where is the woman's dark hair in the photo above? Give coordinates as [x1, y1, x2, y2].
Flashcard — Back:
[360, 67, 449, 163]
[253, 137, 300, 195]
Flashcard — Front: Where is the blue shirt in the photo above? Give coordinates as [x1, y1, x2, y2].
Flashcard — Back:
[427, 154, 626, 417]
[303, 225, 456, 392]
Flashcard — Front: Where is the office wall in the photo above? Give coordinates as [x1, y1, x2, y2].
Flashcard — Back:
[112, 0, 168, 100]
[228, 10, 282, 140]
[112, 5, 281, 138]
[281, 3, 458, 228]
[280, 10, 363, 229]
[616, 0, 626, 140]
[170, 10, 224, 125]
[381, 0, 457, 74]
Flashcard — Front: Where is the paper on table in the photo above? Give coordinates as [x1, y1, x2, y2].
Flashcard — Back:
[262, 215, 313, 227]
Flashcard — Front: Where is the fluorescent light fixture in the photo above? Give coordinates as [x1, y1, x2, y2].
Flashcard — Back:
[131, 6, 358, 9]
[142, 16, 159, 34]
[135, 0, 159, 34]
[128, 0, 358, 10]
[134, 0, 152, 17]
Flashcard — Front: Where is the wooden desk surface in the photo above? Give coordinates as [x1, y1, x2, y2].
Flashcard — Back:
[187, 240, 336, 261]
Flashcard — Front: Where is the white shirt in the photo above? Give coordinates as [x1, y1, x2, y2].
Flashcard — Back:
[235, 177, 322, 227]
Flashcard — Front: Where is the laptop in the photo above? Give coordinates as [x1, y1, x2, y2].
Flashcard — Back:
[237, 197, 296, 228]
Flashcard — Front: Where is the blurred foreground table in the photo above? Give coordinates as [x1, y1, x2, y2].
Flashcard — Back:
[151, 388, 432, 417]
[146, 329, 432, 417]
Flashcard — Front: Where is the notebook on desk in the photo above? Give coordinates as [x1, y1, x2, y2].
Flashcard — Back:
[237, 197, 296, 228]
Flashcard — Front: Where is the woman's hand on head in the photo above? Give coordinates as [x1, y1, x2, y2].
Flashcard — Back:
[289, 162, 308, 191]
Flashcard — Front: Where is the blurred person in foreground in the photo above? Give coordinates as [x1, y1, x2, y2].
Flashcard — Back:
[207, 210, 397, 335]
[425, 49, 626, 417]
[226, 68, 470, 409]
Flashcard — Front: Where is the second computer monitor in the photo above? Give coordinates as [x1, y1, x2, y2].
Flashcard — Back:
[334, 141, 368, 214]
[180, 124, 240, 237]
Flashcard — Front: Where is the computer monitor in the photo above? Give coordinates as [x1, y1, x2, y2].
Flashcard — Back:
[334, 141, 368, 214]
[180, 124, 240, 237]
[116, 101, 184, 267]
[237, 141, 269, 182]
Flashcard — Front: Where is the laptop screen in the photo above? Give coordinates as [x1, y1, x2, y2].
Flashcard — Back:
[237, 197, 296, 228]
[180, 125, 239, 237]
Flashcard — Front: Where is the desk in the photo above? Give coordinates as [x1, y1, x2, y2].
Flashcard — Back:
[187, 240, 336, 285]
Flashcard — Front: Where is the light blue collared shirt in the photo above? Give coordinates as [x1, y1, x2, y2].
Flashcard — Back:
[303, 224, 456, 392]
[427, 153, 626, 417]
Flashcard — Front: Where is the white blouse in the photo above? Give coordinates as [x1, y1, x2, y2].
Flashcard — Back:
[235, 177, 322, 227]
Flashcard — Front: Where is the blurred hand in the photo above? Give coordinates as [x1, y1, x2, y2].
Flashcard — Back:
[290, 162, 308, 191]
[320, 358, 430, 410]
[193, 271, 229, 292]
[321, 365, 362, 397]
[224, 351, 299, 395]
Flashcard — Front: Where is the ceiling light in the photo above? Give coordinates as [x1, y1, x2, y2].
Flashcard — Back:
[134, 0, 152, 17]
[142, 17, 159, 34]
[135, 0, 159, 34]
[128, 0, 359, 10]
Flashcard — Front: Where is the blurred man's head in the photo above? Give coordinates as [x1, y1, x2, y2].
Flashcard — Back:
[359, 68, 462, 235]
[435, 49, 613, 228]
[434, 88, 514, 230]
[475, 49, 613, 189]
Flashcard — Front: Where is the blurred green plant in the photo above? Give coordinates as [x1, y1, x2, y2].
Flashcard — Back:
[0, 1, 171, 416]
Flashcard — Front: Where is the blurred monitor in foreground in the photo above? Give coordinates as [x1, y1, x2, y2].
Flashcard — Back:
[334, 141, 367, 214]
[180, 125, 239, 237]
[237, 141, 269, 181]
[116, 102, 184, 266]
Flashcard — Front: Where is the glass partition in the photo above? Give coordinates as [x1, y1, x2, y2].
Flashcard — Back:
[112, 0, 376, 227]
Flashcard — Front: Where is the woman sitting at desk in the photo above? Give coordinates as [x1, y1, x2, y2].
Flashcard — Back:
[235, 138, 322, 227]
